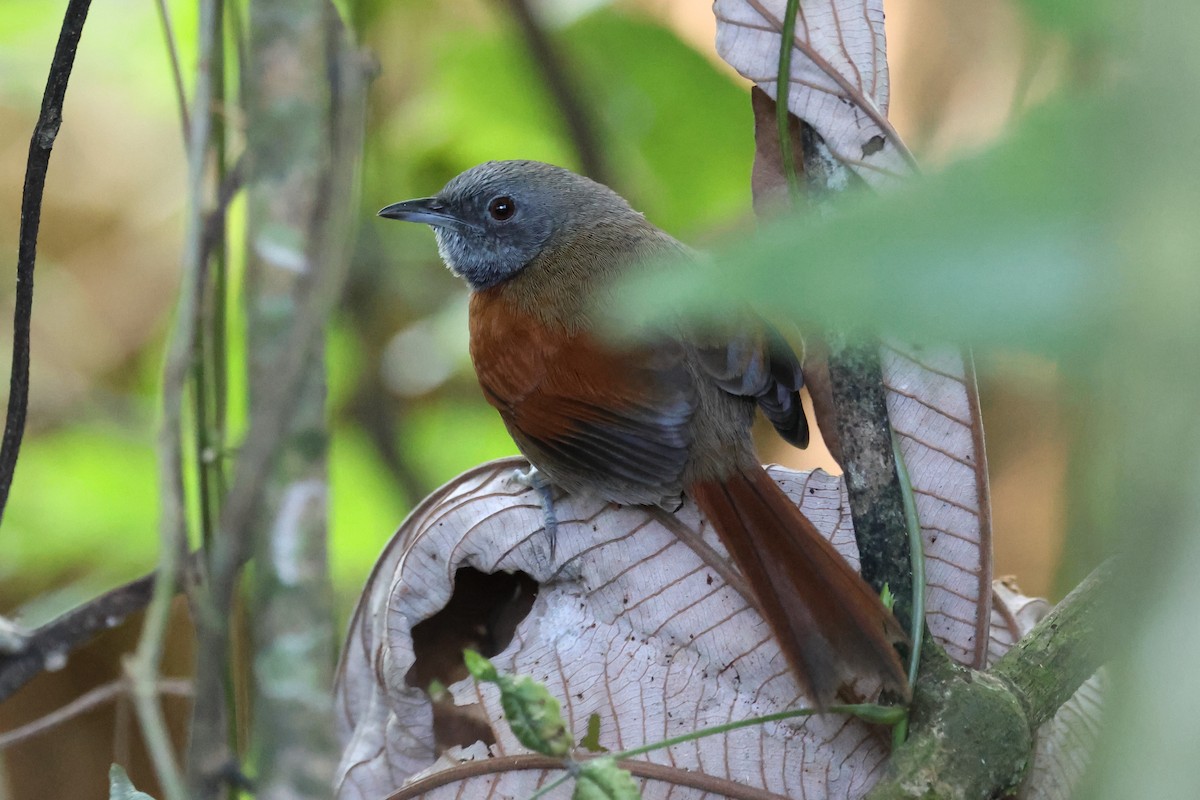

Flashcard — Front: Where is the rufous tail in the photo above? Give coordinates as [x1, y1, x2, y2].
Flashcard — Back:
[690, 465, 909, 707]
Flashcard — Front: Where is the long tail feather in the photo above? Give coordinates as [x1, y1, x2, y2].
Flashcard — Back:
[690, 466, 909, 707]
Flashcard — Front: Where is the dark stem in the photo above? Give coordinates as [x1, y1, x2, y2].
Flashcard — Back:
[823, 333, 914, 630]
[501, 0, 609, 184]
[795, 122, 913, 627]
[0, 0, 94, 529]
[0, 560, 193, 703]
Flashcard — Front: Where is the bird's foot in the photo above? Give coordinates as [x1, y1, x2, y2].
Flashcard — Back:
[509, 465, 559, 561]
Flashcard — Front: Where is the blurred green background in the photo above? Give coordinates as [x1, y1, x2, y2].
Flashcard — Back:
[0, 0, 1130, 797]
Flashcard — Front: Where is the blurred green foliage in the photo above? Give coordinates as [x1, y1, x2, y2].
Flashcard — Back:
[617, 99, 1115, 352]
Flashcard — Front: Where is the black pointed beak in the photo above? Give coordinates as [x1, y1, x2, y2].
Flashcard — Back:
[378, 197, 475, 231]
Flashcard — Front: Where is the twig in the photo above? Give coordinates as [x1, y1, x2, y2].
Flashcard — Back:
[823, 328, 914, 629]
[501, 0, 608, 184]
[0, 567, 157, 703]
[867, 560, 1113, 800]
[126, 1, 223, 798]
[154, 0, 191, 142]
[387, 703, 900, 800]
[187, 9, 370, 796]
[0, 0, 93, 530]
[199, 154, 246, 266]
[991, 559, 1113, 729]
[0, 678, 191, 750]
[192, 151, 244, 551]
[384, 753, 793, 800]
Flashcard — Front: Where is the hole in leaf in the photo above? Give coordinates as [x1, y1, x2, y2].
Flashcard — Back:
[406, 567, 539, 752]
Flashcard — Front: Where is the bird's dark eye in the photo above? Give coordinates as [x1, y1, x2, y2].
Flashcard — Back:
[488, 196, 517, 221]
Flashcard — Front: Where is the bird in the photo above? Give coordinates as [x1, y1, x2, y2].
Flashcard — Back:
[378, 160, 908, 707]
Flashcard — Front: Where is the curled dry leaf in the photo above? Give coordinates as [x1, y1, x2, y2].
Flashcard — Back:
[715, 0, 914, 186]
[336, 459, 891, 800]
[881, 342, 994, 668]
[334, 457, 1097, 799]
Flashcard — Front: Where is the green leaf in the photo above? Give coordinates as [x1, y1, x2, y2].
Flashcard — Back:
[409, 7, 750, 237]
[845, 704, 908, 726]
[613, 99, 1118, 356]
[572, 757, 641, 800]
[330, 425, 410, 601]
[463, 649, 499, 682]
[496, 673, 572, 757]
[109, 765, 156, 800]
[400, 400, 517, 487]
[561, 11, 752, 236]
[464, 651, 571, 757]
[579, 712, 609, 753]
[880, 583, 895, 613]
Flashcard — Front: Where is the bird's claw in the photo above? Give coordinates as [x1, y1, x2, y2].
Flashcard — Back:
[510, 465, 559, 562]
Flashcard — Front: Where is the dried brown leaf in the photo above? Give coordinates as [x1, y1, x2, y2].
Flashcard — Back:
[750, 86, 804, 215]
[335, 457, 1098, 799]
[881, 342, 994, 668]
[715, 0, 914, 186]
[336, 459, 889, 799]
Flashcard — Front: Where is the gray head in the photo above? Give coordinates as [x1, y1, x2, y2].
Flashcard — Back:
[378, 160, 636, 290]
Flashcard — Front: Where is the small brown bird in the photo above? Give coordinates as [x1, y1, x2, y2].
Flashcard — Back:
[379, 161, 908, 706]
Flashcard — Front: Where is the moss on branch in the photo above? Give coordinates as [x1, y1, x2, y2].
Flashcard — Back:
[867, 561, 1113, 800]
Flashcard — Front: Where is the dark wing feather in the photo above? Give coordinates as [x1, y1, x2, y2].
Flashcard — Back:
[692, 324, 809, 448]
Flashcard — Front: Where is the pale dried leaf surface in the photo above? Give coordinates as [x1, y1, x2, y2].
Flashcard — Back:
[334, 456, 1055, 799]
[715, 0, 912, 186]
[335, 461, 1101, 799]
[989, 581, 1104, 800]
[881, 342, 994, 669]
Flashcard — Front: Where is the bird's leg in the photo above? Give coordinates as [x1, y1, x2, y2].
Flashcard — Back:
[509, 464, 559, 561]
[657, 493, 686, 514]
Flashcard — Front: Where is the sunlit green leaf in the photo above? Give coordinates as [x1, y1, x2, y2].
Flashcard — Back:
[562, 11, 752, 236]
[463, 648, 499, 682]
[1011, 0, 1124, 43]
[400, 400, 517, 486]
